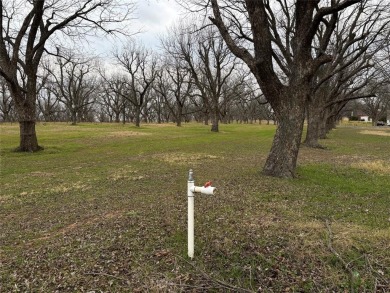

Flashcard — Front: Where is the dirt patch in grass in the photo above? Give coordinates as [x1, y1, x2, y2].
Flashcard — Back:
[30, 171, 56, 177]
[154, 152, 222, 165]
[298, 146, 334, 164]
[48, 181, 91, 193]
[351, 159, 390, 174]
[289, 218, 378, 247]
[107, 131, 149, 137]
[360, 130, 390, 137]
[146, 123, 176, 128]
[106, 166, 148, 181]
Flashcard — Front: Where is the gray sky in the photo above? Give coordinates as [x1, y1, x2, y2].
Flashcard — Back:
[90, 0, 184, 56]
[135, 0, 184, 48]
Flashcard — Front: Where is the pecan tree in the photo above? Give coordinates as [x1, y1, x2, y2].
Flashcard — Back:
[204, 0, 362, 177]
[0, 0, 134, 151]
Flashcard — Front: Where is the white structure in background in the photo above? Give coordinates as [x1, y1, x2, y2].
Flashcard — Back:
[187, 169, 216, 259]
[359, 115, 371, 122]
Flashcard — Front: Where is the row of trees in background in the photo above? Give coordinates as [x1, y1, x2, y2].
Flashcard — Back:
[203, 0, 390, 177]
[1, 0, 389, 178]
[0, 45, 274, 127]
[1, 18, 388, 130]
[2, 44, 387, 130]
[0, 24, 275, 128]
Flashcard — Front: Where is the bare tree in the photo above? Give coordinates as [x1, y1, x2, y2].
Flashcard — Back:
[218, 70, 256, 123]
[35, 59, 62, 122]
[47, 53, 98, 125]
[304, 0, 390, 147]
[162, 23, 239, 132]
[361, 85, 390, 126]
[37, 79, 61, 122]
[98, 72, 127, 123]
[0, 0, 134, 151]
[154, 57, 193, 126]
[114, 42, 157, 127]
[148, 87, 169, 124]
[360, 42, 390, 126]
[193, 0, 364, 177]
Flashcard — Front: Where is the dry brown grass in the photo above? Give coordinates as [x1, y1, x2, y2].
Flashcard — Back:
[107, 131, 150, 137]
[360, 130, 390, 137]
[351, 159, 390, 174]
[154, 152, 222, 165]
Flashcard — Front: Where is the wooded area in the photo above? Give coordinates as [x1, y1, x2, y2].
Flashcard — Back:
[1, 0, 389, 177]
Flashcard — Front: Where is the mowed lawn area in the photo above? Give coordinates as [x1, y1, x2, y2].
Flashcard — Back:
[0, 122, 389, 292]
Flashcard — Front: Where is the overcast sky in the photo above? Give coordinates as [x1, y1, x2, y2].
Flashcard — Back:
[135, 0, 184, 48]
[89, 0, 185, 56]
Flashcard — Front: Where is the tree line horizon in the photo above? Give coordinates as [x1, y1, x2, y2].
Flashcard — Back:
[0, 0, 389, 178]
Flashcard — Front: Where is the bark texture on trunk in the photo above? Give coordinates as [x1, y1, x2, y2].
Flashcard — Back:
[304, 102, 326, 148]
[326, 116, 337, 133]
[263, 91, 306, 178]
[204, 112, 209, 125]
[135, 107, 141, 127]
[17, 121, 42, 152]
[13, 82, 43, 152]
[71, 111, 77, 125]
[176, 104, 183, 127]
[211, 107, 219, 132]
[208, 0, 360, 178]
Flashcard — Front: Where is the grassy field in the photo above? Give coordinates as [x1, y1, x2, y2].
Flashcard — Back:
[0, 122, 389, 292]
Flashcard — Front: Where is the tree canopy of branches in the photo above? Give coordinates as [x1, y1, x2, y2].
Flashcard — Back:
[162, 23, 240, 132]
[192, 0, 384, 178]
[154, 56, 193, 127]
[114, 42, 157, 127]
[47, 53, 98, 125]
[303, 0, 390, 147]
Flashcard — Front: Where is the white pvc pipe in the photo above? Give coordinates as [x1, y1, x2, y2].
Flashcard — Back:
[190, 186, 216, 195]
[188, 170, 195, 259]
[187, 169, 216, 259]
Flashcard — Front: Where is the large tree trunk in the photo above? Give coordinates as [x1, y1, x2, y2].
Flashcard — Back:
[326, 115, 337, 133]
[71, 110, 77, 125]
[122, 107, 126, 124]
[211, 121, 218, 132]
[12, 79, 42, 152]
[176, 103, 182, 127]
[135, 106, 141, 127]
[263, 93, 306, 178]
[318, 119, 327, 139]
[211, 106, 219, 132]
[317, 107, 330, 139]
[18, 121, 41, 152]
[15, 95, 42, 152]
[204, 111, 209, 125]
[304, 101, 325, 148]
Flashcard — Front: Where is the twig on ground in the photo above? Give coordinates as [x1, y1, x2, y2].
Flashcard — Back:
[324, 219, 355, 293]
[325, 219, 352, 274]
